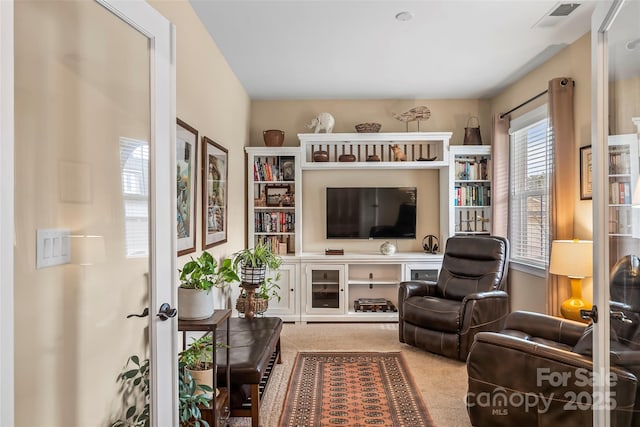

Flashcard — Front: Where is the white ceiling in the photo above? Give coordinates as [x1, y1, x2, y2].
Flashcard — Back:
[189, 1, 597, 100]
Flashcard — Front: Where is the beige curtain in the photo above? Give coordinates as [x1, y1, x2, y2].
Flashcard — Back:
[547, 77, 576, 316]
[491, 114, 510, 239]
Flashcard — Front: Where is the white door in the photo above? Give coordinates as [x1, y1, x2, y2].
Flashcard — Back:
[5, 1, 177, 426]
[591, 1, 640, 425]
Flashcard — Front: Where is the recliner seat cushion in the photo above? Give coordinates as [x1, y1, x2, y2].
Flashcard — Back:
[403, 296, 460, 333]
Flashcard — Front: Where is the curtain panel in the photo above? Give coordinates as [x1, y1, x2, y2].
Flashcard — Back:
[546, 77, 576, 316]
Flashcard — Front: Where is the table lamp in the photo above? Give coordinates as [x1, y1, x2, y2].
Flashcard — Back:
[549, 239, 593, 321]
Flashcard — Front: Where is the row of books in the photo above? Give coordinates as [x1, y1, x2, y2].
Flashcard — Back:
[253, 157, 295, 182]
[454, 158, 490, 181]
[609, 150, 631, 175]
[255, 212, 295, 233]
[453, 184, 491, 207]
[255, 235, 290, 255]
[609, 206, 632, 234]
[609, 181, 631, 205]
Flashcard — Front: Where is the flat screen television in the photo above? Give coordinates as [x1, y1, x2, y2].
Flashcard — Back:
[326, 187, 417, 239]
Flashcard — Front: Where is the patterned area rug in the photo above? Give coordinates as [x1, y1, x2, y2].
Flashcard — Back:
[278, 352, 434, 427]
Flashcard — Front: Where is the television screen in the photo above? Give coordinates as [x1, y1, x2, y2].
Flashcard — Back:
[326, 187, 417, 239]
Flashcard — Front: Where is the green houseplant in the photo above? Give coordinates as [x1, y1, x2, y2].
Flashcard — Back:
[179, 335, 218, 399]
[111, 355, 212, 427]
[232, 241, 282, 285]
[178, 251, 239, 320]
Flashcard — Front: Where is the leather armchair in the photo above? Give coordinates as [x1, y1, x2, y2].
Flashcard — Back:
[466, 255, 640, 426]
[398, 235, 510, 361]
[467, 311, 638, 426]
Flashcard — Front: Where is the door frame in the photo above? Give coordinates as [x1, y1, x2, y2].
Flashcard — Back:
[0, 1, 15, 426]
[1, 1, 178, 425]
[591, 1, 624, 425]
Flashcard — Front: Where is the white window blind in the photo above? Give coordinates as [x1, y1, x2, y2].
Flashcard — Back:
[119, 137, 149, 258]
[509, 105, 552, 269]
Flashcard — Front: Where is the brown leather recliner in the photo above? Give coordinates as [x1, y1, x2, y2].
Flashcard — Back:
[466, 255, 640, 427]
[398, 235, 510, 361]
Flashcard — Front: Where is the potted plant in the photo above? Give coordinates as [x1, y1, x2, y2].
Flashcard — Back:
[178, 335, 217, 399]
[178, 251, 239, 320]
[232, 241, 282, 285]
[112, 354, 212, 427]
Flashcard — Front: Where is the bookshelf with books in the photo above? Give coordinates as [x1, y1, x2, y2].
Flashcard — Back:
[608, 134, 639, 238]
[246, 147, 302, 255]
[446, 145, 492, 236]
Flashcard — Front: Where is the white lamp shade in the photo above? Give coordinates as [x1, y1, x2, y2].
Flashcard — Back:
[549, 239, 593, 278]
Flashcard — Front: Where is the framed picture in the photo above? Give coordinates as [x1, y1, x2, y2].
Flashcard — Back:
[202, 136, 228, 248]
[176, 118, 198, 256]
[580, 145, 593, 200]
[280, 156, 295, 181]
[265, 184, 292, 207]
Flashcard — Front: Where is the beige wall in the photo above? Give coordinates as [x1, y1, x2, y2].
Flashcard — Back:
[13, 1, 249, 426]
[251, 98, 491, 147]
[489, 33, 592, 312]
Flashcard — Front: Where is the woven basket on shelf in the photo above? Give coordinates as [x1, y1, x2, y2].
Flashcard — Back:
[355, 122, 382, 133]
[236, 296, 269, 314]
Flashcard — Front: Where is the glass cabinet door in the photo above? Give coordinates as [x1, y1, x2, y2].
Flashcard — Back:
[305, 265, 345, 314]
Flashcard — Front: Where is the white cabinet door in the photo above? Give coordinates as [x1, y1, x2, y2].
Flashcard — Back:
[265, 262, 299, 321]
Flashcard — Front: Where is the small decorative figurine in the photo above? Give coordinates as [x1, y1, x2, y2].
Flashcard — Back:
[392, 106, 431, 131]
[390, 144, 407, 161]
[306, 112, 335, 133]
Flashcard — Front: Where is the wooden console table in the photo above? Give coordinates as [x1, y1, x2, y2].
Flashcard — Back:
[178, 309, 231, 427]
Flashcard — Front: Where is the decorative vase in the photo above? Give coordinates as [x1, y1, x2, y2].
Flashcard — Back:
[338, 154, 356, 162]
[177, 287, 214, 320]
[380, 241, 397, 255]
[313, 150, 329, 162]
[263, 129, 285, 146]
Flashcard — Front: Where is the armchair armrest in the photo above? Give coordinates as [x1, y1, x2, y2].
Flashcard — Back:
[611, 350, 640, 367]
[504, 311, 586, 347]
[397, 281, 438, 343]
[398, 280, 438, 300]
[458, 290, 509, 360]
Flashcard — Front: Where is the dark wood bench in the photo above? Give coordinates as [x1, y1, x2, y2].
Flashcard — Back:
[215, 317, 282, 427]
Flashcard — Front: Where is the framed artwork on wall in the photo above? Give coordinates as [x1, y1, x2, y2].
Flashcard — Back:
[580, 145, 593, 200]
[202, 136, 228, 248]
[176, 118, 198, 256]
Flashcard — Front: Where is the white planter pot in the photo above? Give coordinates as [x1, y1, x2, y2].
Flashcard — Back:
[178, 287, 214, 320]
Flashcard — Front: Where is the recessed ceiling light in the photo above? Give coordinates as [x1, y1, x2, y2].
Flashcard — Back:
[395, 11, 413, 22]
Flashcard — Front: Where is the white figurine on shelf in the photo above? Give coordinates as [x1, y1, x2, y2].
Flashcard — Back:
[306, 112, 335, 133]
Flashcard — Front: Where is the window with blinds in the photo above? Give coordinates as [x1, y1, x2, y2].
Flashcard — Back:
[120, 137, 149, 258]
[509, 105, 552, 269]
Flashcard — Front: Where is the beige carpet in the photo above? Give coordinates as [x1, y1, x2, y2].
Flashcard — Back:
[228, 322, 472, 427]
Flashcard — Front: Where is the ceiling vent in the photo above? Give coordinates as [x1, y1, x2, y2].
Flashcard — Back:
[549, 3, 581, 17]
[533, 2, 581, 28]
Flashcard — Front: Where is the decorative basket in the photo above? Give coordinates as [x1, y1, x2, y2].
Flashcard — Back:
[236, 296, 269, 314]
[355, 122, 382, 133]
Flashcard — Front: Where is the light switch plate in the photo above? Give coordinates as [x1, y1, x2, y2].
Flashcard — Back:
[36, 228, 71, 269]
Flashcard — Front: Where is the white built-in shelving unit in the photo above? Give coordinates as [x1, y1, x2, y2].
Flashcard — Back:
[244, 132, 492, 322]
